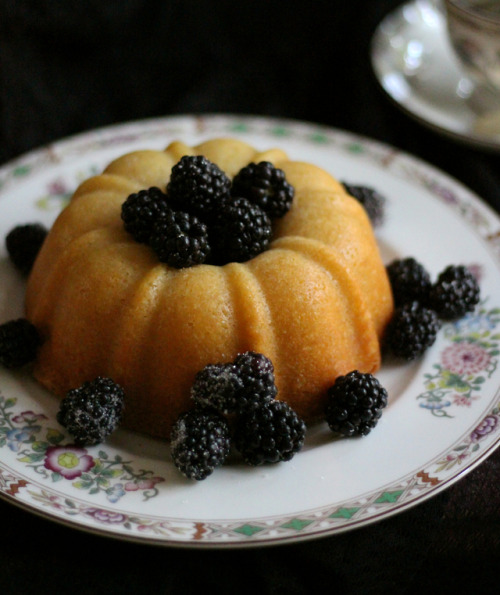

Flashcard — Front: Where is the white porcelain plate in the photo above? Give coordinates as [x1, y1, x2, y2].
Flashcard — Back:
[371, 0, 500, 151]
[1, 114, 500, 547]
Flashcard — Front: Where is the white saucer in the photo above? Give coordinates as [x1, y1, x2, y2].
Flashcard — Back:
[371, 0, 500, 151]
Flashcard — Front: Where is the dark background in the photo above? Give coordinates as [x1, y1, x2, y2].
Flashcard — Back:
[1, 1, 499, 593]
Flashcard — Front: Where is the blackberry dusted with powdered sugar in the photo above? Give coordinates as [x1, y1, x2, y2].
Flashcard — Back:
[191, 362, 244, 414]
[170, 408, 231, 480]
[57, 377, 125, 446]
[232, 351, 277, 411]
[191, 351, 277, 414]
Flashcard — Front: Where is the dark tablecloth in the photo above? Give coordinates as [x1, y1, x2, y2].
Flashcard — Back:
[1, 1, 499, 593]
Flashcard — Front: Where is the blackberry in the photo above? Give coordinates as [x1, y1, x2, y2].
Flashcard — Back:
[385, 301, 441, 360]
[428, 265, 480, 320]
[57, 377, 125, 446]
[342, 183, 386, 227]
[233, 400, 306, 466]
[170, 408, 231, 480]
[190, 351, 277, 415]
[325, 371, 388, 437]
[210, 197, 272, 264]
[232, 351, 277, 411]
[149, 209, 210, 268]
[386, 257, 432, 307]
[0, 318, 40, 368]
[191, 362, 244, 414]
[121, 187, 170, 243]
[6, 223, 48, 274]
[231, 161, 294, 219]
[167, 155, 231, 218]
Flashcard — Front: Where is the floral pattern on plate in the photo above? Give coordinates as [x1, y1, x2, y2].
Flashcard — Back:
[418, 301, 500, 416]
[0, 393, 164, 503]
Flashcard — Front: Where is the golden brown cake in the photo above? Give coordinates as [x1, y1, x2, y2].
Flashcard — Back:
[25, 138, 394, 439]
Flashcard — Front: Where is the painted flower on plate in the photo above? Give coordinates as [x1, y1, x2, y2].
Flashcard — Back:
[450, 307, 497, 335]
[106, 483, 126, 503]
[12, 411, 48, 424]
[6, 426, 41, 452]
[124, 477, 164, 491]
[44, 445, 95, 479]
[428, 181, 459, 206]
[452, 393, 477, 407]
[85, 508, 127, 524]
[47, 178, 69, 195]
[441, 342, 491, 376]
[419, 401, 451, 411]
[470, 415, 499, 443]
[445, 452, 468, 464]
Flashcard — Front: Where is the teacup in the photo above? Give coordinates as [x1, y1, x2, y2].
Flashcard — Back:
[444, 0, 500, 117]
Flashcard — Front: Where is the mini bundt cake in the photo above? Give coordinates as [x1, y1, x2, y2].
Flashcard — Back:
[25, 138, 394, 439]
